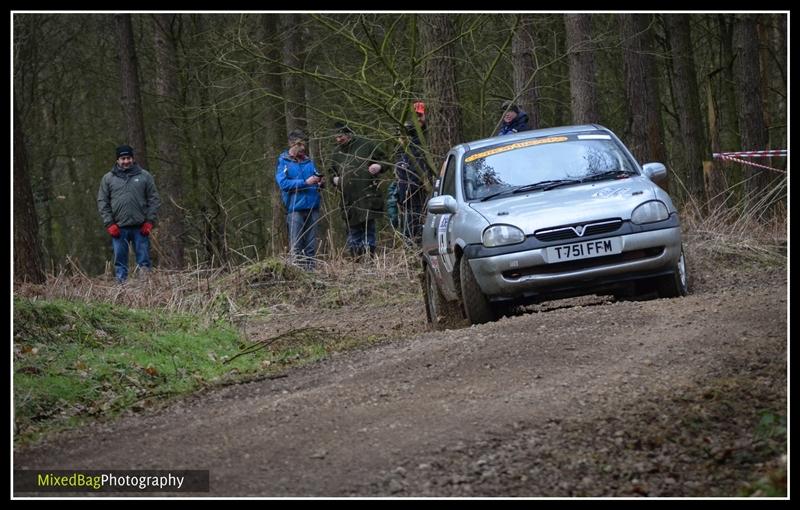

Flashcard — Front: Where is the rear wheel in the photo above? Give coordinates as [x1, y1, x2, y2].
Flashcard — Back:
[656, 245, 689, 298]
[424, 265, 463, 330]
[459, 256, 497, 325]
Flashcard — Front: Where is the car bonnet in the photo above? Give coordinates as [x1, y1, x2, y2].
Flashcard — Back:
[468, 177, 658, 235]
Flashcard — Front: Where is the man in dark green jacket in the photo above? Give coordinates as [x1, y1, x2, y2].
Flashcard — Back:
[329, 122, 387, 258]
[97, 144, 161, 283]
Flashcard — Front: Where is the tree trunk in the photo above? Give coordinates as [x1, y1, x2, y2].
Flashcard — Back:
[620, 14, 667, 167]
[262, 14, 288, 257]
[770, 14, 787, 144]
[705, 81, 731, 210]
[564, 14, 599, 125]
[762, 14, 787, 176]
[717, 15, 740, 153]
[193, 15, 228, 266]
[419, 14, 462, 170]
[114, 14, 148, 169]
[152, 13, 185, 269]
[769, 14, 787, 177]
[13, 103, 46, 284]
[512, 14, 541, 129]
[732, 14, 770, 204]
[279, 13, 307, 133]
[664, 14, 706, 203]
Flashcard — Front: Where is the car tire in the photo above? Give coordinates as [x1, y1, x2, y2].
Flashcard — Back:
[424, 264, 463, 330]
[459, 256, 497, 325]
[656, 245, 689, 298]
[493, 302, 518, 319]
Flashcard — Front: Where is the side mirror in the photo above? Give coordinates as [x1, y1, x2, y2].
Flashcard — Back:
[642, 162, 668, 188]
[427, 195, 457, 214]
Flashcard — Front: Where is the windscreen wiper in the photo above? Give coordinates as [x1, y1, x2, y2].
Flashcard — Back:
[581, 170, 637, 182]
[478, 179, 582, 202]
[511, 179, 582, 193]
[479, 188, 517, 202]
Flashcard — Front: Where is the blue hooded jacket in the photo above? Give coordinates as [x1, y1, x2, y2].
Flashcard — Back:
[275, 151, 321, 212]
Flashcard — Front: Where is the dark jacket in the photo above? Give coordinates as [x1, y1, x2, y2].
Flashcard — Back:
[329, 136, 387, 225]
[275, 151, 321, 212]
[97, 164, 160, 228]
[393, 133, 432, 208]
[499, 111, 531, 136]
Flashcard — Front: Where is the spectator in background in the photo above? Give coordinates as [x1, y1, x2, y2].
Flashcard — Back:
[275, 129, 322, 270]
[97, 144, 161, 283]
[498, 100, 530, 136]
[329, 121, 388, 260]
[393, 120, 433, 246]
[413, 100, 428, 132]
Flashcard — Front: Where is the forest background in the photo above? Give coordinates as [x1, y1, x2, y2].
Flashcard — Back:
[12, 11, 788, 282]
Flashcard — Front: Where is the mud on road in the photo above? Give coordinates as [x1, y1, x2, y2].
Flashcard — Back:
[14, 244, 787, 497]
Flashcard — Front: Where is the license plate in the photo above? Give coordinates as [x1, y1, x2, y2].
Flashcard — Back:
[545, 237, 622, 263]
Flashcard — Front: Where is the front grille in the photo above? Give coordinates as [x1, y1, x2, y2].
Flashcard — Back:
[502, 247, 664, 279]
[535, 219, 623, 242]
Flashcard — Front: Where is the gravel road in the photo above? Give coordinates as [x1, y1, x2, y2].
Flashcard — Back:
[14, 248, 787, 497]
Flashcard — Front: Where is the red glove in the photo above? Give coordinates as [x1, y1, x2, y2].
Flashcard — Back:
[106, 224, 121, 238]
[140, 222, 153, 236]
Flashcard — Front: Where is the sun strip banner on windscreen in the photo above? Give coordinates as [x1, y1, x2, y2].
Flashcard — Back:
[464, 136, 569, 163]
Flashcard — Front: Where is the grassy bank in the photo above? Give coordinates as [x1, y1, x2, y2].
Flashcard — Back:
[13, 298, 344, 445]
[13, 253, 425, 446]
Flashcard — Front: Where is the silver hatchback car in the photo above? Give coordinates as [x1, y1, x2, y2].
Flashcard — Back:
[422, 124, 688, 328]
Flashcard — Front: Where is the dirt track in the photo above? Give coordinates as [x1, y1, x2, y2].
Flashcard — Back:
[14, 248, 787, 497]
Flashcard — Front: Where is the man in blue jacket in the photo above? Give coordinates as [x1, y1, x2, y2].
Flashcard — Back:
[276, 129, 323, 270]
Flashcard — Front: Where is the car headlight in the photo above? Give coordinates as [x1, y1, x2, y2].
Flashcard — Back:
[483, 225, 525, 247]
[631, 200, 669, 225]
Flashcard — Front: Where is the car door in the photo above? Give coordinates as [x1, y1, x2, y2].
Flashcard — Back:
[431, 154, 460, 299]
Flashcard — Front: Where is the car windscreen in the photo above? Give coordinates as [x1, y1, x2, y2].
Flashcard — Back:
[461, 134, 638, 201]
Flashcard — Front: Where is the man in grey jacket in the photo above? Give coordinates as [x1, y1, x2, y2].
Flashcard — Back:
[97, 145, 161, 283]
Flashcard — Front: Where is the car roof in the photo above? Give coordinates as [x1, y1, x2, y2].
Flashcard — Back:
[456, 124, 610, 153]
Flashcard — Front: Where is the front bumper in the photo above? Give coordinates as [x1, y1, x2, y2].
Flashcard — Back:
[468, 226, 682, 297]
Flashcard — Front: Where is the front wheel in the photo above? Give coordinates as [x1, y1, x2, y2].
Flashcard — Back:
[656, 245, 689, 298]
[424, 264, 463, 330]
[459, 256, 497, 325]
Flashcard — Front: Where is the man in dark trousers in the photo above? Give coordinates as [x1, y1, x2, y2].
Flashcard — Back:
[393, 121, 433, 246]
[97, 144, 161, 283]
[328, 122, 387, 259]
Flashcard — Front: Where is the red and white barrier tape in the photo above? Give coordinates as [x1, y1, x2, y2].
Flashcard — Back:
[714, 154, 787, 174]
[713, 149, 787, 158]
